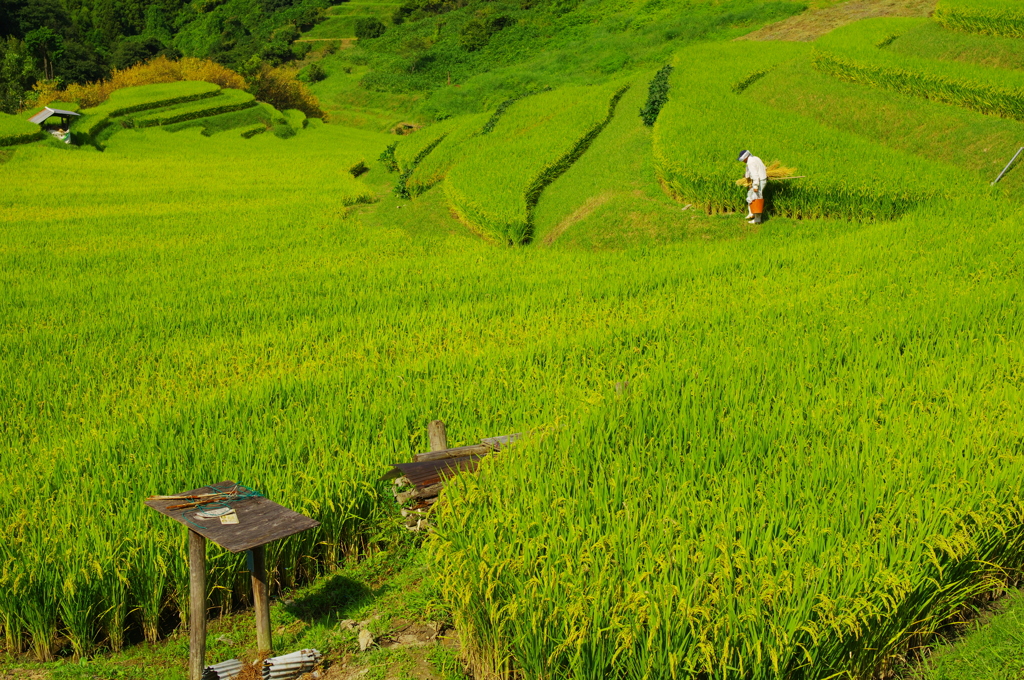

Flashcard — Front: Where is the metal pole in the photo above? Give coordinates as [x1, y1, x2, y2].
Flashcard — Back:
[992, 147, 1024, 186]
[188, 530, 207, 680]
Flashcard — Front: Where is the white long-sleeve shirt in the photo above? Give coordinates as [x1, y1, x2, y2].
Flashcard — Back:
[744, 155, 767, 191]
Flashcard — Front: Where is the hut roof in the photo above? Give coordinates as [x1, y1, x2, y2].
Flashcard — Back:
[28, 107, 81, 125]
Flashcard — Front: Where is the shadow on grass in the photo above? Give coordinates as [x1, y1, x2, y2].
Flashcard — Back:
[284, 574, 374, 627]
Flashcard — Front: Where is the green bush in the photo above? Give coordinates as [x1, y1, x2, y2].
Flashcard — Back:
[300, 63, 328, 84]
[639, 64, 672, 126]
[459, 13, 515, 52]
[283, 108, 308, 131]
[379, 142, 399, 172]
[355, 18, 388, 40]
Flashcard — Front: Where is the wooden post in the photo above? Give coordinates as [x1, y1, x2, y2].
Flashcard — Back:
[428, 420, 448, 452]
[188, 529, 207, 680]
[251, 545, 272, 654]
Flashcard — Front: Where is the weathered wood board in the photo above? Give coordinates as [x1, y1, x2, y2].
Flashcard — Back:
[145, 480, 320, 553]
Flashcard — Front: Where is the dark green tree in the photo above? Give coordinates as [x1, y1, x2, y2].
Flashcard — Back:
[110, 35, 163, 69]
[354, 17, 386, 39]
[24, 26, 64, 79]
[0, 36, 35, 113]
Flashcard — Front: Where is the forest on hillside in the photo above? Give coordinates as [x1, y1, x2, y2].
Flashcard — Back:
[0, 0, 328, 112]
[0, 0, 803, 115]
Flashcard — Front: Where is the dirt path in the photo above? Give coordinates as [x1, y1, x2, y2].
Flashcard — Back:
[738, 0, 935, 41]
[295, 37, 358, 45]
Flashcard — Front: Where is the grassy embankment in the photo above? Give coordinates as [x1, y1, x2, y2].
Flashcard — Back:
[0, 112, 45, 146]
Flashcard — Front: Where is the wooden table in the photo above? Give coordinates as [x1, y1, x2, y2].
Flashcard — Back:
[146, 481, 319, 680]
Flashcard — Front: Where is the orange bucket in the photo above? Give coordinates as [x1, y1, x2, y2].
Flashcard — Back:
[750, 198, 765, 214]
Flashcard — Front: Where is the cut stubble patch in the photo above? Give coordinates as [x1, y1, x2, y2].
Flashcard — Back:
[738, 0, 936, 42]
[543, 192, 616, 245]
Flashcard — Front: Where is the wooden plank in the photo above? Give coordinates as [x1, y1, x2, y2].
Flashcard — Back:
[428, 420, 448, 452]
[188, 530, 206, 680]
[145, 481, 320, 553]
[411, 432, 523, 463]
[480, 432, 523, 449]
[251, 545, 272, 653]
[412, 443, 490, 463]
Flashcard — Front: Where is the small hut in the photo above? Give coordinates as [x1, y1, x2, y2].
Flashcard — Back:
[28, 107, 80, 143]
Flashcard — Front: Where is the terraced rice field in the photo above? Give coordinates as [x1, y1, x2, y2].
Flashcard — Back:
[300, 1, 401, 41]
[3, 1, 1024, 678]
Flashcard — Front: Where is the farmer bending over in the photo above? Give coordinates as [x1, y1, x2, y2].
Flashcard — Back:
[739, 149, 767, 224]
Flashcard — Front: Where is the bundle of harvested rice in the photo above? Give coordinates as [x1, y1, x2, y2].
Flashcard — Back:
[736, 160, 799, 187]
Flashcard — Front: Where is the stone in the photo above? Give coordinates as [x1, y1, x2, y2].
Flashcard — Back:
[358, 628, 374, 652]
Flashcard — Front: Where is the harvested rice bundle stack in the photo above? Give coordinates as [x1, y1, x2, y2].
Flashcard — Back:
[736, 160, 799, 187]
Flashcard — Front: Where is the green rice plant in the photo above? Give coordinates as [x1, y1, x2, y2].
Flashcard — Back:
[395, 117, 467, 175]
[814, 18, 1024, 121]
[444, 83, 628, 244]
[392, 118, 476, 198]
[58, 551, 101, 660]
[886, 20, 1024, 72]
[479, 89, 552, 136]
[424, 202, 1024, 676]
[530, 74, 687, 249]
[0, 124, 390, 658]
[0, 112, 44, 146]
[3, 71, 1024, 677]
[744, 56, 1024, 195]
[163, 103, 281, 137]
[74, 81, 222, 139]
[935, 0, 1024, 38]
[132, 89, 257, 127]
[283, 108, 308, 131]
[654, 41, 960, 221]
[404, 112, 490, 196]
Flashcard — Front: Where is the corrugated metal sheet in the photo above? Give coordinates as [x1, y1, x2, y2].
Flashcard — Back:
[27, 107, 81, 125]
[385, 455, 484, 488]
